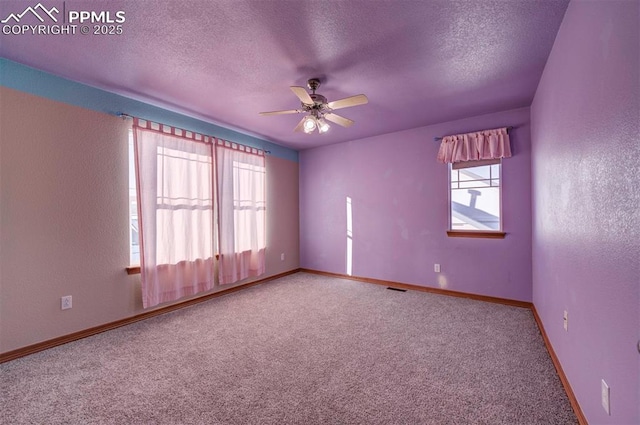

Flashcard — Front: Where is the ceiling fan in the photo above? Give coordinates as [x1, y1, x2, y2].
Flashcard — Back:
[259, 78, 368, 134]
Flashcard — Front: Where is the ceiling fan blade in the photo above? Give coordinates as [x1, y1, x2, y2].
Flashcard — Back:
[259, 109, 302, 116]
[293, 116, 307, 132]
[324, 113, 354, 128]
[327, 94, 368, 110]
[290, 86, 314, 105]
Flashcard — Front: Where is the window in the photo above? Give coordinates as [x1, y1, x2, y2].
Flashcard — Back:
[128, 128, 215, 268]
[154, 143, 215, 266]
[231, 159, 266, 253]
[128, 126, 268, 267]
[127, 118, 267, 306]
[449, 160, 502, 233]
[128, 130, 140, 265]
[216, 143, 266, 285]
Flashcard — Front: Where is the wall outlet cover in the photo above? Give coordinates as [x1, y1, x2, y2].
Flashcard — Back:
[61, 295, 72, 310]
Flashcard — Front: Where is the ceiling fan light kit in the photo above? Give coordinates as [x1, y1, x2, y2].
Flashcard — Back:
[302, 115, 330, 134]
[259, 78, 368, 135]
[303, 116, 317, 133]
[318, 118, 330, 133]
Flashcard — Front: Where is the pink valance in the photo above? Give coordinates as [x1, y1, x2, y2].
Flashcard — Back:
[437, 127, 511, 164]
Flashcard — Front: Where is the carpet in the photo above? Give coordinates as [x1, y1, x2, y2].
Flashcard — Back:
[0, 272, 577, 424]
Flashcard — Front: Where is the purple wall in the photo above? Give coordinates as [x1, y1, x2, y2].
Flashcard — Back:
[300, 107, 532, 302]
[531, 1, 639, 423]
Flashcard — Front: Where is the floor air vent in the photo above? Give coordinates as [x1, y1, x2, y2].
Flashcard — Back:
[386, 287, 407, 292]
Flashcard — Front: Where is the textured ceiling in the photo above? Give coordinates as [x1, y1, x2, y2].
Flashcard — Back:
[0, 0, 569, 150]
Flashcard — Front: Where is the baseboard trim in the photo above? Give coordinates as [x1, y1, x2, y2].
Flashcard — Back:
[0, 269, 301, 364]
[531, 306, 588, 425]
[300, 268, 532, 308]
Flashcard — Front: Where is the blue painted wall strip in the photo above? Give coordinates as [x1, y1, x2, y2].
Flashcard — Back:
[0, 58, 298, 162]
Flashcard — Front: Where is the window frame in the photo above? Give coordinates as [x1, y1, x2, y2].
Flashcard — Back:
[447, 159, 506, 239]
[126, 126, 266, 275]
[128, 129, 141, 268]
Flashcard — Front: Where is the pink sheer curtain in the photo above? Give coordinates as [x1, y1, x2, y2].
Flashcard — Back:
[134, 119, 216, 308]
[437, 127, 511, 163]
[215, 141, 266, 285]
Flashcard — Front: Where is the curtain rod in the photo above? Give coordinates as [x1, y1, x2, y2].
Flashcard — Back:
[434, 126, 513, 142]
[116, 113, 271, 154]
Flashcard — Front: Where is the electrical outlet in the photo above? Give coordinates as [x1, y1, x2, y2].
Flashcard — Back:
[601, 379, 610, 415]
[281, 253, 285, 261]
[434, 264, 441, 273]
[563, 310, 568, 331]
[61, 295, 72, 310]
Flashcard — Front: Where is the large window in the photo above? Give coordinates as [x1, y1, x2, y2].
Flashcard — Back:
[128, 119, 266, 307]
[449, 160, 501, 232]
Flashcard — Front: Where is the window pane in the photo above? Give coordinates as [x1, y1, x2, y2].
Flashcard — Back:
[458, 168, 478, 181]
[450, 163, 501, 231]
[490, 164, 500, 178]
[459, 179, 491, 189]
[461, 165, 491, 180]
[232, 160, 266, 252]
[155, 145, 213, 265]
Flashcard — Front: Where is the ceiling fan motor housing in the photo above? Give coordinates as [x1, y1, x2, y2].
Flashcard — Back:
[308, 94, 327, 109]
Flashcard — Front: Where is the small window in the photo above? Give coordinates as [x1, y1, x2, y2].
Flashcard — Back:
[449, 160, 501, 232]
[128, 130, 140, 265]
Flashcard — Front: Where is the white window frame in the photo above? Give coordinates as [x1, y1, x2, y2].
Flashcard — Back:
[447, 159, 505, 238]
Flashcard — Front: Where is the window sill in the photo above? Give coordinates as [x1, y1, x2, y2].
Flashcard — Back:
[126, 254, 221, 275]
[447, 230, 506, 239]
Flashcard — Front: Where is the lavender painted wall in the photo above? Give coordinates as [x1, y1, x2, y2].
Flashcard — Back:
[531, 1, 639, 423]
[0, 86, 300, 354]
[300, 107, 532, 302]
